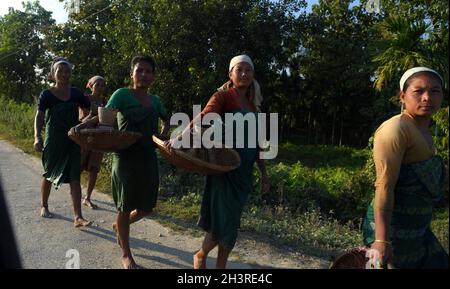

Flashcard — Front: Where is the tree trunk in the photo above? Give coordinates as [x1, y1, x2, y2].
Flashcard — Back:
[285, 112, 291, 140]
[307, 111, 311, 145]
[331, 109, 336, 146]
[314, 118, 319, 145]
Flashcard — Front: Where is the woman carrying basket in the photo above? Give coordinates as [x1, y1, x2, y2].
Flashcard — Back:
[106, 55, 169, 269]
[166, 54, 270, 269]
[79, 75, 107, 209]
[362, 67, 448, 268]
[33, 57, 92, 227]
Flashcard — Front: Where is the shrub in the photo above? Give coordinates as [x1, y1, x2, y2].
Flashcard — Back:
[0, 97, 35, 139]
[242, 205, 362, 257]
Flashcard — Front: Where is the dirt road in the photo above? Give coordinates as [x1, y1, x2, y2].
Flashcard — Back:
[0, 139, 329, 269]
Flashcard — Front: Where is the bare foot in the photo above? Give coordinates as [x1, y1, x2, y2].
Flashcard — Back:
[83, 199, 98, 209]
[122, 256, 140, 269]
[193, 251, 206, 269]
[112, 223, 122, 248]
[74, 217, 93, 228]
[40, 207, 53, 218]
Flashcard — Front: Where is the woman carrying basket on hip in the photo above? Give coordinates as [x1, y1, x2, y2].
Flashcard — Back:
[166, 54, 270, 269]
[78, 75, 107, 209]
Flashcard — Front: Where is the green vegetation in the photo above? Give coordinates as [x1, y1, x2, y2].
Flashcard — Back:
[1, 0, 448, 259]
[242, 205, 362, 257]
[1, 95, 448, 257]
[1, 0, 448, 146]
[0, 97, 38, 156]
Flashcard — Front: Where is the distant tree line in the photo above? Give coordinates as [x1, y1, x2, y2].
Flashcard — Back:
[1, 0, 448, 146]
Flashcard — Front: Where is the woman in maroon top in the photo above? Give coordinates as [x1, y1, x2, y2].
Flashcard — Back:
[79, 76, 107, 209]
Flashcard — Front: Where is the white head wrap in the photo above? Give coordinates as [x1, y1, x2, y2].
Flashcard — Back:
[400, 67, 443, 91]
[229, 55, 254, 72]
[86, 75, 105, 89]
[49, 59, 73, 80]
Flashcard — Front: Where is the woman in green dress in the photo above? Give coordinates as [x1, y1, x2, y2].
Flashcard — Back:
[105, 55, 169, 269]
[33, 58, 92, 227]
[363, 67, 448, 268]
[166, 55, 270, 269]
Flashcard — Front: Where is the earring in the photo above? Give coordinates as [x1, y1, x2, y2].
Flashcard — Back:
[400, 102, 405, 113]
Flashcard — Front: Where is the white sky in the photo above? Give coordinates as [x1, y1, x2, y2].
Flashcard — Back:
[0, 0, 68, 23]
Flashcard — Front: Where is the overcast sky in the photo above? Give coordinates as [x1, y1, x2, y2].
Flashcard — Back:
[0, 0, 68, 23]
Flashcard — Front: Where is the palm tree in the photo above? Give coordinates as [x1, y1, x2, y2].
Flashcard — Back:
[372, 16, 430, 91]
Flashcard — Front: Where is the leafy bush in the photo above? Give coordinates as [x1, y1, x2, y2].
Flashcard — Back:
[432, 106, 449, 162]
[432, 209, 449, 254]
[0, 97, 35, 138]
[432, 106, 449, 202]
[242, 205, 362, 257]
[250, 147, 375, 223]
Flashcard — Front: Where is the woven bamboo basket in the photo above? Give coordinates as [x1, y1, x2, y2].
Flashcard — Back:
[68, 127, 142, 153]
[330, 247, 369, 269]
[152, 134, 241, 175]
[330, 246, 395, 269]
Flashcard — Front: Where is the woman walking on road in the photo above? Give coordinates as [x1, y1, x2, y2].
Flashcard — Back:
[166, 54, 269, 269]
[33, 57, 92, 227]
[79, 75, 107, 209]
[104, 55, 169, 269]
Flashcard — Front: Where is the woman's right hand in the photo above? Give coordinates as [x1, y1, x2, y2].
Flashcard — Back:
[369, 241, 393, 269]
[34, 137, 43, 152]
[163, 139, 175, 153]
[163, 135, 182, 153]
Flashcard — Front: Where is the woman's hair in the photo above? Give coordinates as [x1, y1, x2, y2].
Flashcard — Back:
[130, 55, 156, 73]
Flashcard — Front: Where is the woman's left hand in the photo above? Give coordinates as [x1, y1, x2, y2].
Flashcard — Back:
[70, 122, 87, 135]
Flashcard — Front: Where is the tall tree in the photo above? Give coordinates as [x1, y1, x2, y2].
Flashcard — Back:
[0, 1, 55, 102]
[372, 16, 432, 91]
[99, 0, 305, 115]
[298, 0, 378, 145]
[366, 0, 448, 131]
[44, 0, 114, 91]
[368, 0, 449, 92]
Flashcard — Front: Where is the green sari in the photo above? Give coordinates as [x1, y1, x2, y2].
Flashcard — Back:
[363, 156, 449, 268]
[198, 110, 259, 250]
[42, 100, 81, 188]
